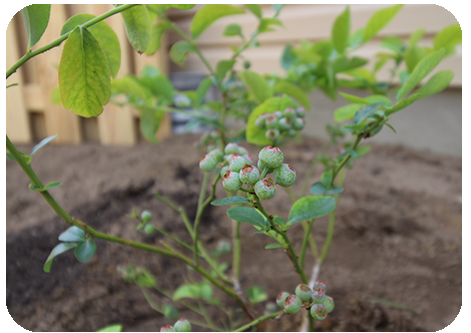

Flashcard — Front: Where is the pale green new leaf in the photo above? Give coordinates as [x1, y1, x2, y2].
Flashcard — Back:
[215, 60, 236, 82]
[43, 242, 77, 273]
[273, 81, 310, 109]
[334, 104, 364, 122]
[409, 27, 426, 46]
[21, 4, 51, 50]
[434, 24, 462, 51]
[75, 238, 97, 263]
[190, 4, 245, 39]
[245, 4, 262, 18]
[223, 23, 242, 37]
[61, 13, 121, 78]
[59, 26, 111, 117]
[239, 70, 272, 104]
[30, 134, 57, 155]
[404, 45, 428, 73]
[415, 70, 454, 99]
[332, 6, 350, 53]
[386, 93, 423, 115]
[339, 92, 369, 104]
[288, 196, 336, 224]
[396, 48, 446, 100]
[195, 77, 212, 108]
[121, 5, 151, 53]
[139, 106, 164, 143]
[170, 41, 194, 67]
[145, 21, 170, 55]
[363, 5, 403, 42]
[97, 324, 123, 332]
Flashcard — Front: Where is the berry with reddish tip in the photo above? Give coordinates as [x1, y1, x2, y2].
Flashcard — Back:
[243, 154, 254, 164]
[265, 129, 280, 141]
[265, 115, 279, 129]
[259, 146, 284, 168]
[199, 154, 217, 172]
[174, 318, 191, 332]
[208, 148, 223, 162]
[284, 295, 302, 314]
[276, 291, 290, 308]
[292, 117, 305, 130]
[224, 143, 239, 155]
[311, 287, 326, 304]
[222, 171, 242, 192]
[229, 154, 251, 173]
[160, 325, 175, 332]
[239, 164, 260, 185]
[314, 281, 326, 292]
[273, 163, 296, 187]
[273, 110, 283, 118]
[310, 303, 328, 320]
[278, 117, 291, 130]
[220, 165, 230, 178]
[254, 177, 276, 200]
[257, 159, 273, 175]
[237, 146, 249, 156]
[283, 107, 296, 119]
[295, 284, 312, 302]
[296, 107, 306, 118]
[322, 295, 335, 313]
[255, 116, 266, 129]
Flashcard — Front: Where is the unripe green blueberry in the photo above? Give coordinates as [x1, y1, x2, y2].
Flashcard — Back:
[311, 287, 326, 304]
[284, 295, 302, 314]
[243, 60, 251, 69]
[292, 117, 305, 130]
[174, 318, 191, 332]
[237, 146, 248, 156]
[276, 291, 290, 308]
[220, 165, 230, 178]
[265, 129, 280, 141]
[208, 148, 223, 162]
[199, 154, 217, 172]
[222, 171, 242, 192]
[288, 129, 296, 137]
[224, 143, 240, 155]
[259, 146, 284, 169]
[144, 224, 154, 235]
[295, 284, 312, 302]
[254, 177, 276, 200]
[229, 154, 251, 173]
[174, 94, 191, 108]
[278, 117, 291, 130]
[283, 107, 296, 119]
[273, 110, 283, 118]
[314, 281, 327, 292]
[225, 152, 238, 163]
[255, 116, 266, 129]
[239, 164, 260, 185]
[243, 154, 254, 164]
[141, 210, 152, 223]
[322, 296, 335, 313]
[265, 115, 278, 129]
[257, 159, 273, 174]
[310, 304, 328, 320]
[273, 163, 296, 187]
[160, 325, 175, 332]
[296, 107, 306, 118]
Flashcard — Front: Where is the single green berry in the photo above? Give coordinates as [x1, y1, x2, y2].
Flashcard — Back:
[222, 170, 242, 192]
[220, 165, 230, 178]
[265, 115, 279, 129]
[255, 116, 266, 129]
[208, 148, 223, 162]
[283, 107, 296, 119]
[288, 129, 296, 137]
[273, 110, 283, 118]
[257, 159, 273, 175]
[144, 224, 154, 235]
[225, 152, 238, 163]
[259, 146, 284, 169]
[160, 325, 175, 332]
[310, 303, 328, 320]
[322, 295, 335, 313]
[254, 177, 276, 200]
[284, 295, 302, 314]
[229, 154, 251, 173]
[174, 318, 191, 332]
[276, 291, 290, 308]
[243, 154, 254, 164]
[295, 284, 312, 302]
[273, 163, 296, 187]
[243, 60, 251, 69]
[311, 287, 326, 304]
[199, 154, 217, 172]
[237, 146, 249, 156]
[239, 164, 260, 185]
[141, 210, 152, 223]
[265, 129, 280, 141]
[224, 143, 240, 155]
[292, 117, 305, 130]
[296, 107, 306, 118]
[278, 117, 291, 130]
[314, 281, 326, 292]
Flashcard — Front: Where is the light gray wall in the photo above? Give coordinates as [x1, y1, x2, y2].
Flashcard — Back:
[303, 88, 462, 157]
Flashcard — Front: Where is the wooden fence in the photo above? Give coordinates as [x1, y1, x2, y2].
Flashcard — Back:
[6, 4, 171, 145]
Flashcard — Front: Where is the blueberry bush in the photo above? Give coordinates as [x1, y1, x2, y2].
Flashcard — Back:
[6, 4, 461, 332]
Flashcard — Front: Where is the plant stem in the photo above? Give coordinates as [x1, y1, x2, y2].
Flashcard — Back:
[299, 219, 315, 268]
[233, 220, 241, 281]
[234, 311, 283, 332]
[6, 4, 137, 79]
[155, 192, 194, 237]
[231, 32, 259, 60]
[331, 135, 361, 185]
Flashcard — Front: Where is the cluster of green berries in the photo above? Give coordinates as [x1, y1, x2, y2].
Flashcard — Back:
[254, 107, 306, 141]
[276, 281, 334, 320]
[160, 318, 191, 332]
[216, 145, 296, 200]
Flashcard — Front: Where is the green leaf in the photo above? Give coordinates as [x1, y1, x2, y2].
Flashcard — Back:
[195, 77, 212, 109]
[339, 92, 369, 104]
[245, 4, 262, 18]
[385, 122, 397, 134]
[215, 60, 236, 82]
[111, 75, 150, 102]
[356, 145, 371, 156]
[415, 70, 454, 99]
[121, 5, 151, 53]
[43, 181, 62, 190]
[61, 13, 121, 78]
[170, 41, 194, 68]
[434, 24, 462, 51]
[334, 103, 364, 122]
[381, 36, 403, 54]
[349, 27, 364, 48]
[333, 56, 368, 73]
[258, 18, 283, 33]
[274, 216, 287, 227]
[288, 196, 336, 224]
[211, 196, 251, 206]
[404, 45, 428, 73]
[247, 285, 268, 303]
[396, 48, 446, 101]
[354, 102, 383, 124]
[190, 4, 245, 39]
[363, 5, 403, 43]
[365, 95, 392, 107]
[146, 20, 170, 55]
[246, 95, 297, 145]
[139, 65, 174, 102]
[59, 26, 111, 117]
[239, 70, 273, 104]
[332, 6, 350, 53]
[162, 304, 180, 319]
[20, 4, 50, 50]
[265, 243, 283, 249]
[50, 87, 63, 106]
[6, 152, 15, 161]
[59, 226, 85, 243]
[169, 5, 196, 10]
[409, 27, 426, 46]
[28, 183, 42, 192]
[273, 81, 310, 109]
[281, 44, 296, 70]
[75, 238, 97, 263]
[30, 134, 57, 156]
[310, 182, 343, 195]
[227, 207, 268, 228]
[347, 148, 362, 159]
[173, 283, 211, 301]
[138, 106, 164, 143]
[273, 4, 284, 17]
[320, 170, 333, 188]
[43, 242, 78, 273]
[97, 324, 123, 332]
[223, 23, 243, 37]
[386, 93, 423, 115]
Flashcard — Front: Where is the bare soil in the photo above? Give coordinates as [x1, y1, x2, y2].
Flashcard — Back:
[6, 134, 462, 332]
